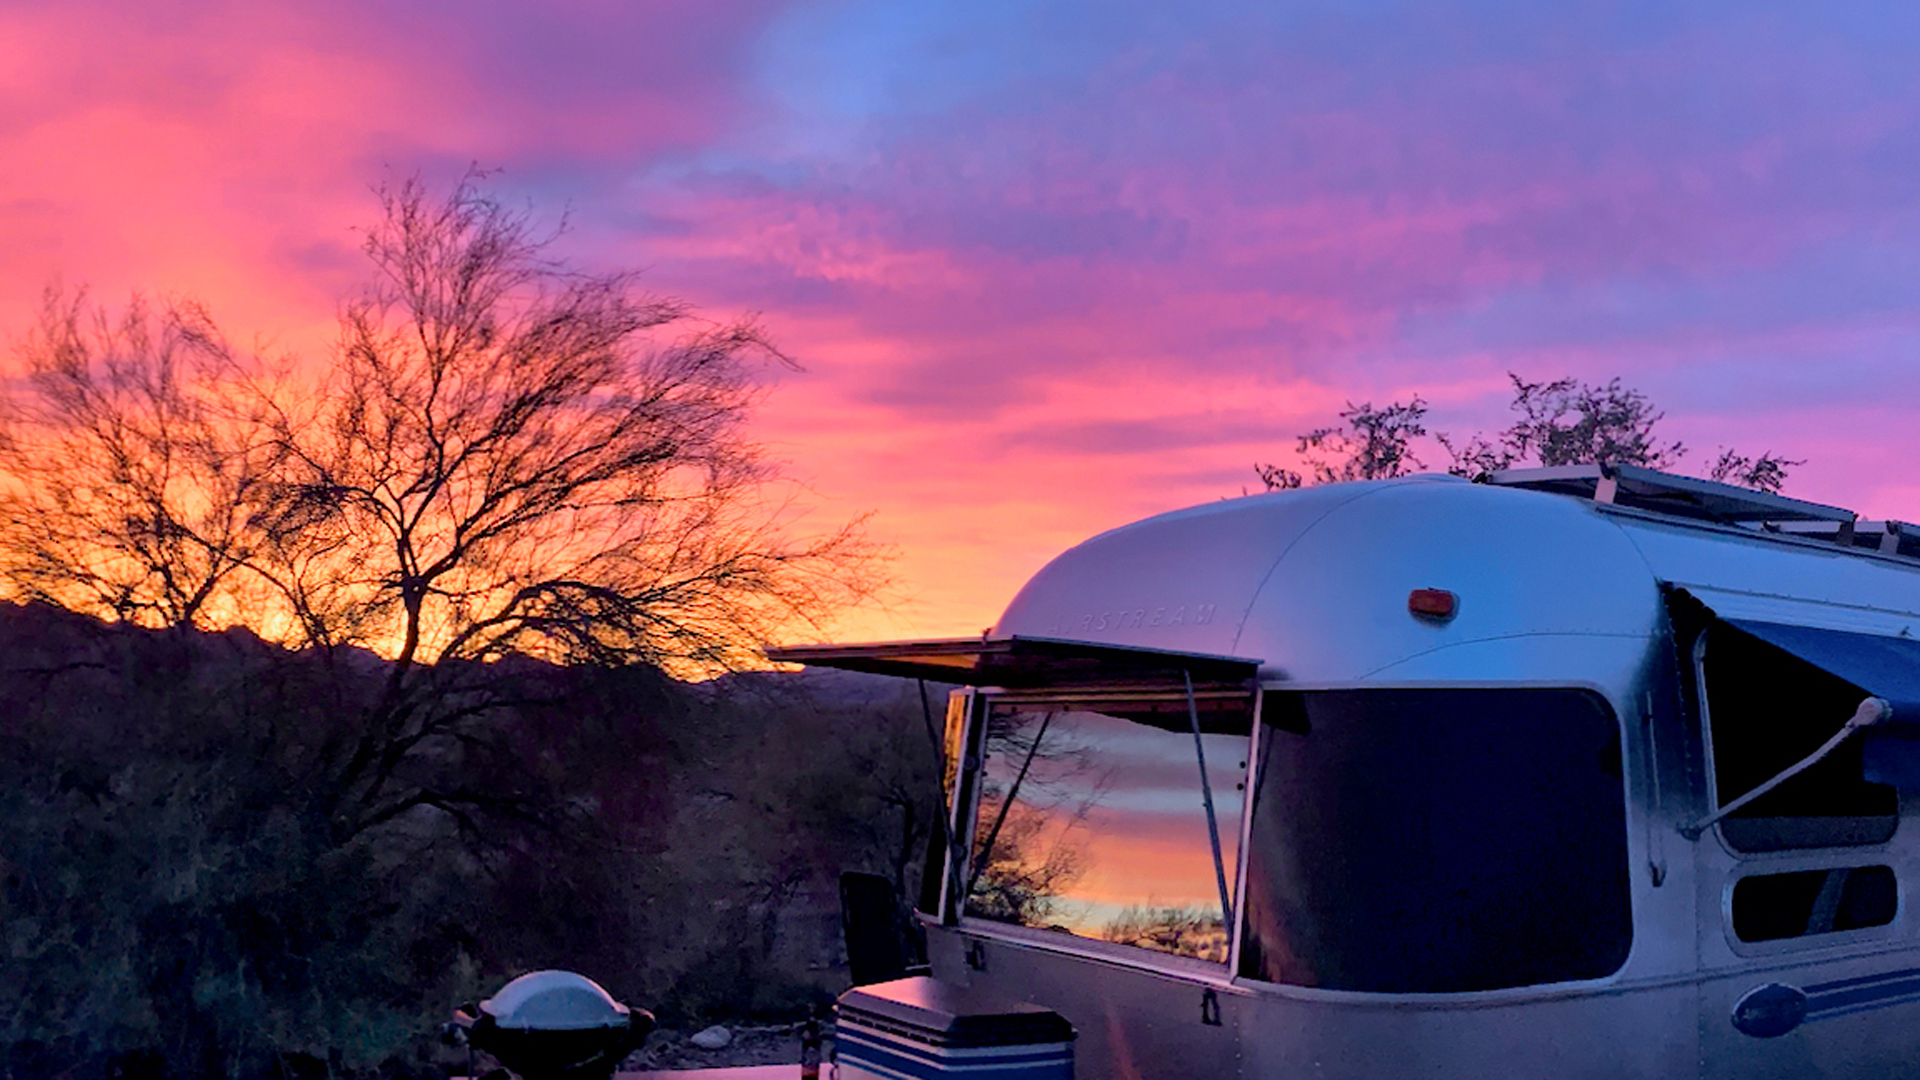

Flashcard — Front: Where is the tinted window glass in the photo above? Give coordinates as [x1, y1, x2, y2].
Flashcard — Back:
[964, 697, 1251, 962]
[1702, 625, 1898, 852]
[1731, 866, 1897, 942]
[1238, 688, 1631, 992]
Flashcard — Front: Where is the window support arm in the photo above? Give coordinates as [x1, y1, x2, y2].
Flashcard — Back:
[1185, 669, 1235, 931]
[1681, 697, 1891, 840]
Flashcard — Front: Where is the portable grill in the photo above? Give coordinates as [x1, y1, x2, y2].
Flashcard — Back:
[445, 970, 654, 1080]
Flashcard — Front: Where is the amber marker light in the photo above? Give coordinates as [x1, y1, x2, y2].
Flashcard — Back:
[1408, 588, 1458, 621]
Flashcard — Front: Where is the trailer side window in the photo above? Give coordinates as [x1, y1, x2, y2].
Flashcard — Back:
[1700, 625, 1899, 852]
[963, 696, 1252, 964]
[1238, 688, 1631, 992]
[1731, 866, 1897, 942]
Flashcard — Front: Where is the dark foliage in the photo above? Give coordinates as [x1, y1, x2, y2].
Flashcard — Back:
[1256, 398, 1428, 490]
[1259, 373, 1802, 494]
[0, 604, 940, 1078]
[1707, 447, 1804, 496]
[1438, 374, 1684, 476]
[0, 177, 908, 1078]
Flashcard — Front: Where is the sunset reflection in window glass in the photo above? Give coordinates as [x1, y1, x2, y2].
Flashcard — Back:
[964, 695, 1252, 963]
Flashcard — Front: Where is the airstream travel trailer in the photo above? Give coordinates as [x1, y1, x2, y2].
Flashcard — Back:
[769, 465, 1920, 1079]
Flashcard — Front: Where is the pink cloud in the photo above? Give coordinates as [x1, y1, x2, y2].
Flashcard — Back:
[5, 0, 1920, 643]
[590, 9, 1920, 646]
[0, 0, 792, 345]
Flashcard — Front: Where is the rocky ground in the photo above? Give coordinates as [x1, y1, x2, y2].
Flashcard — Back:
[619, 1020, 835, 1072]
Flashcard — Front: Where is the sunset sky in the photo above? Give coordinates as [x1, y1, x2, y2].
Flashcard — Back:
[5, 0, 1920, 642]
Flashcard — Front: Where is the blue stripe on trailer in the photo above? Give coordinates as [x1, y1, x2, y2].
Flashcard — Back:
[1805, 967, 1920, 1022]
[836, 1027, 1073, 1080]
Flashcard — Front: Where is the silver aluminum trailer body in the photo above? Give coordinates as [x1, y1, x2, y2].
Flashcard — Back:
[776, 472, 1920, 1079]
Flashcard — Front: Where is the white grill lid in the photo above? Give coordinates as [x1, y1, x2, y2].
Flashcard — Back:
[481, 970, 632, 1030]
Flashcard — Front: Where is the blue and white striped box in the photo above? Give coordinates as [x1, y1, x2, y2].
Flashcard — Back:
[835, 976, 1074, 1080]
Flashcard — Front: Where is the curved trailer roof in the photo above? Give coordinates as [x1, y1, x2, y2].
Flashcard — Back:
[771, 468, 1920, 706]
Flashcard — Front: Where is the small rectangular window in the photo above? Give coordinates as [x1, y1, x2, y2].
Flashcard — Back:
[1731, 866, 1897, 942]
[1700, 625, 1898, 852]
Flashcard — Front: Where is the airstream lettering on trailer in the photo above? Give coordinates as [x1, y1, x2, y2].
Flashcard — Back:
[769, 465, 1920, 1079]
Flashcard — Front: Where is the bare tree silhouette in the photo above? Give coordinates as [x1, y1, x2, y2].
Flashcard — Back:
[0, 292, 285, 629]
[0, 174, 884, 843]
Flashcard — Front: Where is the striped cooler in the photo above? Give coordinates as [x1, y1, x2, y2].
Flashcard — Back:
[835, 976, 1074, 1080]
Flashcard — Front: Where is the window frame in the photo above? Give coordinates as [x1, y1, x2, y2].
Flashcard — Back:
[1690, 625, 1908, 956]
[951, 685, 1262, 977]
[1721, 858, 1905, 958]
[1692, 626, 1900, 856]
[952, 679, 1642, 996]
[1231, 678, 1637, 997]
[921, 687, 981, 926]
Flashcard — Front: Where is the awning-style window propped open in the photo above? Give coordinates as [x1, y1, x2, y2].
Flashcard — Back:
[763, 635, 1261, 690]
[1670, 597, 1920, 835]
[1666, 586, 1920, 725]
[1723, 619, 1920, 725]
